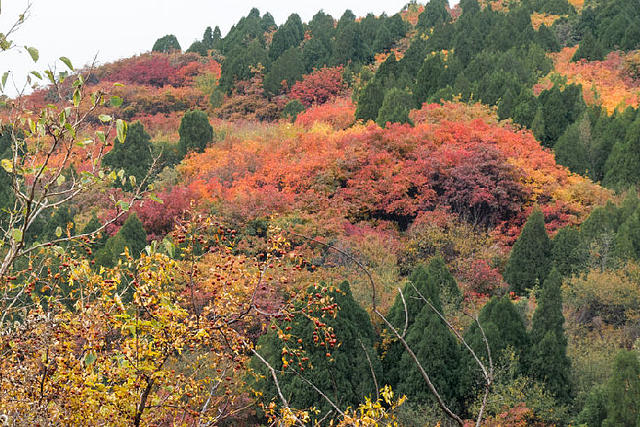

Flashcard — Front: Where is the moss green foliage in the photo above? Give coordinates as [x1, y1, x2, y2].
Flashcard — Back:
[551, 226, 587, 277]
[152, 34, 181, 53]
[95, 213, 147, 268]
[603, 350, 640, 427]
[102, 121, 153, 190]
[281, 99, 305, 121]
[251, 282, 381, 420]
[376, 88, 414, 128]
[530, 268, 571, 403]
[178, 110, 214, 155]
[504, 209, 552, 294]
[603, 116, 640, 190]
[572, 31, 604, 62]
[263, 47, 304, 95]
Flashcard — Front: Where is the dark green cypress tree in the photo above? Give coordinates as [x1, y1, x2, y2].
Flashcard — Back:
[530, 268, 572, 403]
[383, 265, 442, 389]
[220, 40, 269, 92]
[355, 80, 385, 123]
[95, 213, 147, 268]
[82, 212, 108, 250]
[269, 14, 304, 61]
[251, 281, 381, 420]
[531, 105, 546, 143]
[426, 255, 461, 306]
[554, 113, 592, 176]
[331, 20, 366, 67]
[376, 88, 414, 128]
[102, 121, 153, 190]
[572, 31, 605, 62]
[613, 206, 640, 261]
[186, 41, 208, 56]
[622, 25, 640, 51]
[461, 296, 530, 400]
[577, 384, 608, 427]
[372, 25, 394, 53]
[414, 54, 447, 106]
[551, 226, 587, 277]
[536, 24, 560, 52]
[152, 34, 181, 53]
[263, 47, 304, 95]
[178, 110, 214, 155]
[417, 0, 451, 30]
[202, 26, 215, 50]
[602, 350, 640, 427]
[397, 300, 462, 410]
[498, 88, 516, 121]
[603, 116, 640, 189]
[302, 38, 331, 72]
[504, 208, 552, 294]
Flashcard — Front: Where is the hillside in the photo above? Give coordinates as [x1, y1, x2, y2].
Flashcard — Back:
[1, 0, 640, 425]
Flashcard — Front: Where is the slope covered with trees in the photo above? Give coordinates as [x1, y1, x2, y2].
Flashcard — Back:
[1, 0, 639, 425]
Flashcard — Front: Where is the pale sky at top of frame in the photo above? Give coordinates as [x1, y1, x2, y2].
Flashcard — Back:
[0, 0, 459, 96]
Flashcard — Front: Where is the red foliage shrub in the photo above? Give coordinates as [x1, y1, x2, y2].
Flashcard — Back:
[289, 66, 346, 107]
[294, 98, 355, 130]
[134, 186, 196, 241]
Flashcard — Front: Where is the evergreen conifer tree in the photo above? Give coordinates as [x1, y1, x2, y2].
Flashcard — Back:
[152, 34, 181, 53]
[603, 350, 640, 427]
[102, 121, 153, 190]
[263, 47, 304, 95]
[426, 255, 461, 306]
[613, 206, 640, 261]
[397, 300, 462, 410]
[251, 282, 381, 419]
[530, 268, 572, 403]
[178, 110, 214, 155]
[461, 296, 530, 400]
[414, 54, 447, 105]
[417, 0, 451, 30]
[356, 80, 385, 123]
[572, 31, 605, 62]
[551, 226, 587, 277]
[95, 213, 147, 268]
[603, 116, 640, 189]
[376, 88, 414, 128]
[383, 265, 442, 389]
[504, 208, 552, 294]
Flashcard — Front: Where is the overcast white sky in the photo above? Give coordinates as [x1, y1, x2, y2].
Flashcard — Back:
[0, 0, 458, 95]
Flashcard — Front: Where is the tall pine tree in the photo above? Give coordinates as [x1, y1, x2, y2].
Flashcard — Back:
[603, 350, 640, 427]
[530, 268, 572, 403]
[102, 121, 153, 190]
[251, 282, 381, 420]
[504, 208, 552, 294]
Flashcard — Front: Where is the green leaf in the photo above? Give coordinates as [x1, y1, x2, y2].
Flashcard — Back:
[110, 96, 123, 108]
[1, 159, 12, 173]
[31, 71, 42, 80]
[56, 174, 66, 186]
[116, 200, 130, 212]
[1, 72, 8, 89]
[98, 114, 112, 123]
[149, 193, 164, 204]
[59, 56, 74, 71]
[55, 226, 62, 238]
[12, 229, 23, 243]
[116, 119, 127, 143]
[95, 130, 106, 143]
[72, 88, 81, 107]
[84, 351, 97, 366]
[25, 46, 39, 63]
